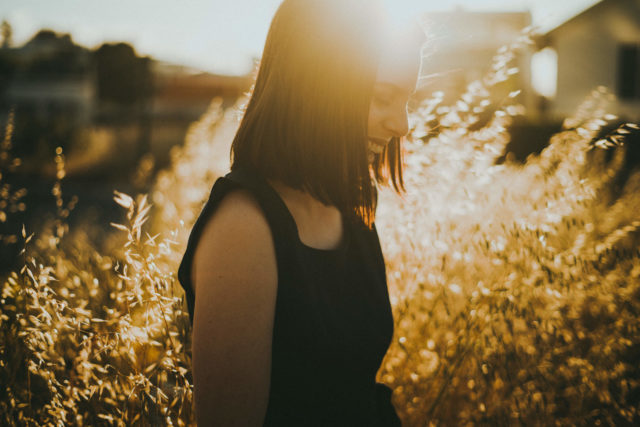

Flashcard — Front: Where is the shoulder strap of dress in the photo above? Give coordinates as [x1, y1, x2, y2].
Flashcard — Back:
[223, 166, 299, 239]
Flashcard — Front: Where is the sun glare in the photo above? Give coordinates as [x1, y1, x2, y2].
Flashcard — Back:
[382, 0, 431, 31]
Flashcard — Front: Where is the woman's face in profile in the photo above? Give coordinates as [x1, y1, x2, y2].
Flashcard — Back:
[367, 41, 421, 163]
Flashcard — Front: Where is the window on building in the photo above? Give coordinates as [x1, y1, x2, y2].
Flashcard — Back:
[532, 47, 557, 99]
[618, 43, 640, 100]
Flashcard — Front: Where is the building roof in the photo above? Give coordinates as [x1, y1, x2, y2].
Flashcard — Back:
[544, 0, 608, 36]
[421, 10, 532, 49]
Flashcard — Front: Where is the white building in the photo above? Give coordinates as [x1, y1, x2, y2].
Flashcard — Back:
[536, 0, 640, 122]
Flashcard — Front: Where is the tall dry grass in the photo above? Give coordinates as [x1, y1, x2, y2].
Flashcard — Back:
[1, 30, 640, 426]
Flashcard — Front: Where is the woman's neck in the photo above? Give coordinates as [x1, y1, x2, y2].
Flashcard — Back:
[268, 180, 338, 219]
[267, 179, 344, 249]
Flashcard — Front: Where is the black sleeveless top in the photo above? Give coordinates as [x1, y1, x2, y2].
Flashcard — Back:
[177, 166, 401, 426]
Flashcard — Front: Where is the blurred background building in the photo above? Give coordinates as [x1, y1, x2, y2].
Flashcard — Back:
[0, 27, 251, 179]
[534, 0, 640, 122]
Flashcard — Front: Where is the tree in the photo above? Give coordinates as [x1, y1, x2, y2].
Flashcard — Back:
[93, 42, 152, 107]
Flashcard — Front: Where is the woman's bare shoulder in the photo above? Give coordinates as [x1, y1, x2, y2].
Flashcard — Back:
[192, 187, 276, 294]
[210, 186, 264, 223]
[201, 187, 268, 239]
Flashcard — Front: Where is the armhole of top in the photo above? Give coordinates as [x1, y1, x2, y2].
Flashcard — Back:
[177, 177, 246, 305]
[177, 171, 293, 321]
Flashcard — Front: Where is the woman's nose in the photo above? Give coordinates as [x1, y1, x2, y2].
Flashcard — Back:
[384, 109, 409, 138]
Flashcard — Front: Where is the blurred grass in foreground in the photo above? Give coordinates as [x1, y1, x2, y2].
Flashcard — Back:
[1, 30, 640, 426]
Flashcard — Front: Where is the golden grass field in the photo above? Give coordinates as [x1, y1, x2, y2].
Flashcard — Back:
[1, 33, 639, 426]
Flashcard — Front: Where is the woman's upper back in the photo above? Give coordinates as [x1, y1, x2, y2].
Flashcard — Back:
[177, 166, 399, 426]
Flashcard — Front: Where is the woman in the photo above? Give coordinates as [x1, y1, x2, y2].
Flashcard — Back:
[177, 0, 423, 425]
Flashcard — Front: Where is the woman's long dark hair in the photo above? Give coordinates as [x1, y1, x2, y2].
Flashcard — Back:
[230, 0, 405, 227]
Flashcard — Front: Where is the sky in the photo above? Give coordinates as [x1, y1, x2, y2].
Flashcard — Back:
[1, 0, 599, 76]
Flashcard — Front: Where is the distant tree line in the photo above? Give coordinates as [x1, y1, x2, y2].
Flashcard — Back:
[0, 22, 153, 168]
[0, 23, 153, 111]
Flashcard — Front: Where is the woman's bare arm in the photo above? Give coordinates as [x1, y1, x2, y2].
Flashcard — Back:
[191, 189, 278, 426]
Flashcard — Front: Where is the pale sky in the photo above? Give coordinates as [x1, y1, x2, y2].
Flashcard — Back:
[0, 0, 599, 75]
